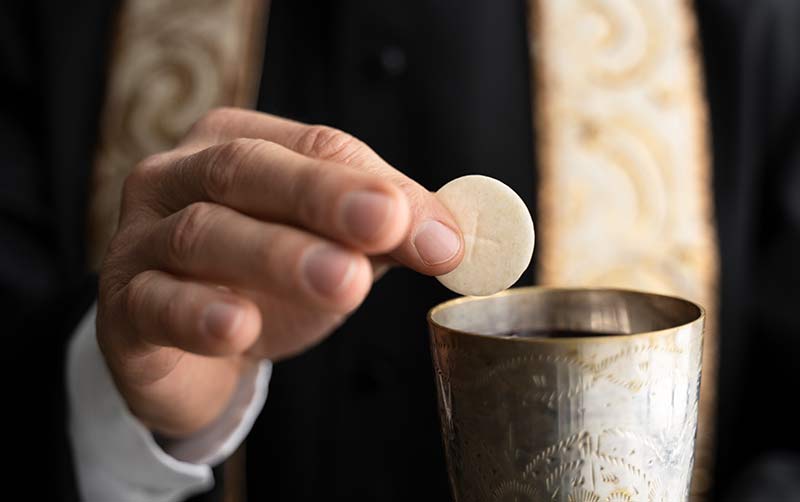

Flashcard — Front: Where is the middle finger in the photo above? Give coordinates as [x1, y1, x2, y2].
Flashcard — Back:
[139, 201, 374, 314]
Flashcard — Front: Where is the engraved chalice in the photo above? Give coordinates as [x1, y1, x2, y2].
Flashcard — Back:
[428, 287, 704, 501]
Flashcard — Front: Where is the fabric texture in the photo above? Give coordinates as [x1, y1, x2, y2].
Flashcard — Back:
[529, 1, 718, 496]
[67, 304, 271, 501]
[0, 0, 798, 500]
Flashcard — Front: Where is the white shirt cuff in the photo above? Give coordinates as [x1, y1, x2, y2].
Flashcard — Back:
[67, 303, 271, 502]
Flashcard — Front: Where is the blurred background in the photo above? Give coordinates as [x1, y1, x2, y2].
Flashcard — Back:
[1, 0, 799, 500]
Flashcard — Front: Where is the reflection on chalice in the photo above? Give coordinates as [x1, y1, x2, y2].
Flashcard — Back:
[428, 287, 704, 502]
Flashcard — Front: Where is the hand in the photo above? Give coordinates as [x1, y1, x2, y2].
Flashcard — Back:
[96, 108, 464, 438]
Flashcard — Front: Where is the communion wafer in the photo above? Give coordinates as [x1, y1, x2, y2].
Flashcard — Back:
[434, 175, 535, 296]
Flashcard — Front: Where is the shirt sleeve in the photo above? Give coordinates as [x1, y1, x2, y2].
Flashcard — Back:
[66, 303, 271, 502]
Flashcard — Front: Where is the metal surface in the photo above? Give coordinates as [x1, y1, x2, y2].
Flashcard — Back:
[428, 287, 704, 501]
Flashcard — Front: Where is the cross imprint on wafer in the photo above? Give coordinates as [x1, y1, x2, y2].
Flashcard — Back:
[463, 212, 501, 263]
[434, 175, 534, 296]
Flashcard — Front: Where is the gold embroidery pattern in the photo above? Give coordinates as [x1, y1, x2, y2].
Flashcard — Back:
[529, 1, 718, 497]
[88, 0, 267, 267]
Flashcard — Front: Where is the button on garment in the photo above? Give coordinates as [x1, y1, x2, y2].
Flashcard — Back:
[377, 46, 407, 78]
[250, 0, 537, 500]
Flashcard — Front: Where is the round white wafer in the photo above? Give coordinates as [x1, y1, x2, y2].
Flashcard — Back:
[435, 175, 534, 296]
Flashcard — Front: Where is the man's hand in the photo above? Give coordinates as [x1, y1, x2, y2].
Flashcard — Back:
[97, 109, 464, 438]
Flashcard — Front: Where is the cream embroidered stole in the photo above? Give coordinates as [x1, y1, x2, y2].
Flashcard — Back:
[88, 1, 718, 499]
[530, 1, 717, 498]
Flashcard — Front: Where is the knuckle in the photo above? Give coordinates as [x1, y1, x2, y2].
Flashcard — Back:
[191, 107, 240, 138]
[124, 271, 158, 319]
[395, 177, 425, 211]
[138, 152, 171, 172]
[291, 164, 331, 224]
[104, 230, 133, 262]
[120, 154, 173, 219]
[98, 258, 132, 311]
[98, 230, 142, 309]
[203, 138, 268, 200]
[295, 125, 364, 163]
[123, 154, 165, 199]
[168, 202, 216, 263]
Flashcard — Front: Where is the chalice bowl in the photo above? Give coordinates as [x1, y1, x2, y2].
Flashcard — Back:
[428, 287, 704, 501]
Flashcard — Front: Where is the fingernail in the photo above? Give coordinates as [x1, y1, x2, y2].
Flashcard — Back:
[303, 245, 356, 297]
[341, 190, 395, 243]
[413, 220, 461, 265]
[202, 302, 242, 339]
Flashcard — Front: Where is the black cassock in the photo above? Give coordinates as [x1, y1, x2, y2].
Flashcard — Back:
[1, 0, 799, 500]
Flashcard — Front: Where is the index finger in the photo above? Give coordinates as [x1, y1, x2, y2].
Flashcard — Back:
[185, 108, 465, 276]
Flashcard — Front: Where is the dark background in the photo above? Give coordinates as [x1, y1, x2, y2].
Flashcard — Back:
[1, 0, 799, 500]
